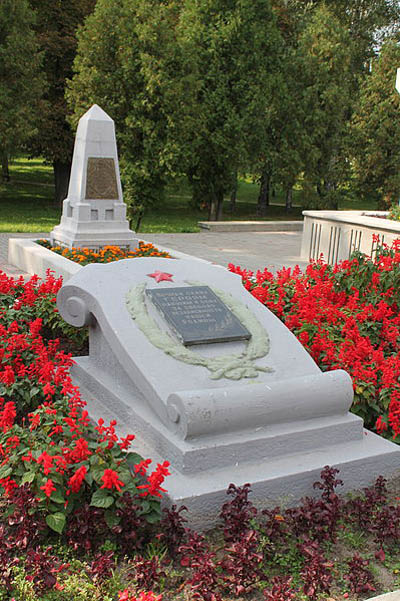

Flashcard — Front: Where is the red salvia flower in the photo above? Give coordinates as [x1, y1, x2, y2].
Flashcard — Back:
[100, 469, 125, 492]
[0, 402, 16, 432]
[40, 478, 56, 498]
[68, 465, 87, 493]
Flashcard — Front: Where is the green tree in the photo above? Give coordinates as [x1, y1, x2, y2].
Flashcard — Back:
[28, 0, 95, 204]
[252, 0, 306, 214]
[67, 0, 179, 225]
[292, 0, 400, 71]
[173, 0, 284, 220]
[68, 0, 284, 222]
[351, 40, 400, 207]
[296, 4, 355, 208]
[0, 0, 44, 181]
[272, 54, 307, 212]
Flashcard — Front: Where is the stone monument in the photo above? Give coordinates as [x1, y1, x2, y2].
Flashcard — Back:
[50, 104, 136, 250]
[57, 258, 400, 528]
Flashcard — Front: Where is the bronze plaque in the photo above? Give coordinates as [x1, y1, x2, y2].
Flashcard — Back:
[85, 157, 119, 200]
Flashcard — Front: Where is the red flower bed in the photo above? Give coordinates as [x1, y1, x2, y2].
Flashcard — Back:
[229, 239, 400, 441]
[0, 270, 169, 536]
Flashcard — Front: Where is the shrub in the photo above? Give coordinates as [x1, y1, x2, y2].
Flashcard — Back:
[344, 553, 376, 594]
[219, 482, 257, 542]
[0, 272, 168, 537]
[230, 239, 400, 440]
[263, 576, 297, 600]
[179, 531, 221, 601]
[156, 504, 188, 557]
[299, 540, 333, 600]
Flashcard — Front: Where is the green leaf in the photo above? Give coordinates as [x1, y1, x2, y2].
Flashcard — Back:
[46, 512, 66, 534]
[125, 452, 144, 469]
[84, 471, 93, 486]
[91, 465, 105, 483]
[145, 510, 162, 524]
[21, 471, 36, 485]
[104, 509, 121, 529]
[0, 465, 12, 479]
[90, 489, 115, 509]
[50, 491, 65, 504]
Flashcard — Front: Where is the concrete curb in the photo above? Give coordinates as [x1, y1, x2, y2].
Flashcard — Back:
[368, 592, 400, 600]
[7, 237, 216, 282]
[198, 220, 303, 232]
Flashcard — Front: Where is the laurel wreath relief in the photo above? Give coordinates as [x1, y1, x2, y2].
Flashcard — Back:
[125, 281, 273, 381]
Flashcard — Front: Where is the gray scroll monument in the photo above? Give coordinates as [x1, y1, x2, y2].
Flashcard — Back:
[57, 258, 400, 528]
[50, 105, 136, 250]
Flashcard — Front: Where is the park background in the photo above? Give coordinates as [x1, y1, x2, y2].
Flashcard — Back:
[3, 2, 400, 600]
[2, 0, 400, 233]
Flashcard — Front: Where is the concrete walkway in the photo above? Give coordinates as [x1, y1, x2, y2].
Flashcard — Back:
[0, 229, 308, 278]
[142, 230, 308, 273]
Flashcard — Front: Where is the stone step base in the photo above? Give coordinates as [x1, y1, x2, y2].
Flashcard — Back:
[76, 368, 400, 530]
[198, 220, 303, 232]
[164, 430, 400, 530]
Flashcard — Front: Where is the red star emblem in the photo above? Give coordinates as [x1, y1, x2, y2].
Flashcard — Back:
[147, 270, 174, 283]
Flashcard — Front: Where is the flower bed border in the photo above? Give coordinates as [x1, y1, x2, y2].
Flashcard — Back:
[8, 237, 211, 281]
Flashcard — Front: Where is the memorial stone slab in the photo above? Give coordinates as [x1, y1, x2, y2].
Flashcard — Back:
[57, 258, 400, 529]
[145, 286, 251, 345]
[50, 104, 136, 250]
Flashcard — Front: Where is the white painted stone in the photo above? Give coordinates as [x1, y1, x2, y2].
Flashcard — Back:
[57, 257, 400, 529]
[50, 104, 136, 250]
[301, 210, 400, 264]
[396, 67, 400, 95]
[8, 238, 82, 282]
[368, 592, 400, 601]
[8, 237, 211, 282]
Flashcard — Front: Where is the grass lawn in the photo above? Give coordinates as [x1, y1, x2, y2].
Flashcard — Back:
[0, 157, 377, 233]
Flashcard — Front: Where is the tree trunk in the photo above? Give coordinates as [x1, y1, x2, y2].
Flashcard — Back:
[257, 170, 270, 216]
[216, 188, 224, 220]
[208, 198, 216, 221]
[208, 186, 224, 221]
[285, 187, 293, 213]
[323, 179, 338, 210]
[135, 210, 144, 232]
[228, 175, 238, 213]
[53, 160, 71, 205]
[1, 150, 10, 183]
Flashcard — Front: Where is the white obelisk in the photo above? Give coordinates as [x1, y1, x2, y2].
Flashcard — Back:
[50, 105, 136, 250]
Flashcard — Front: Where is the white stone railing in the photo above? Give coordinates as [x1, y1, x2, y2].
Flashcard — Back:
[301, 210, 400, 264]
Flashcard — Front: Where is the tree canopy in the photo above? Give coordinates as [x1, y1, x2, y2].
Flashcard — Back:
[351, 40, 400, 207]
[28, 0, 96, 203]
[4, 0, 400, 216]
[296, 4, 355, 209]
[0, 0, 44, 171]
[67, 0, 284, 220]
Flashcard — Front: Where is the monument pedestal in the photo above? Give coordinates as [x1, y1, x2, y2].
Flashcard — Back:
[57, 258, 400, 528]
[51, 105, 136, 250]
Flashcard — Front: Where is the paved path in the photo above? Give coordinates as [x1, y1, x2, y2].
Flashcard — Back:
[0, 230, 308, 278]
[0, 233, 47, 278]
[142, 231, 308, 273]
